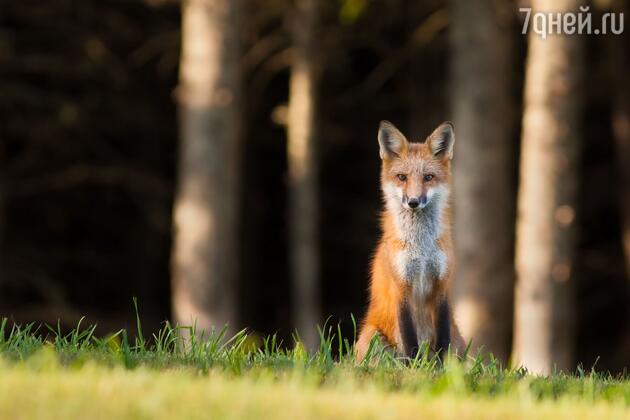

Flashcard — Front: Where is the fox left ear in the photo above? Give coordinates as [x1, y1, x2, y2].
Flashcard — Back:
[378, 120, 408, 160]
[427, 122, 455, 160]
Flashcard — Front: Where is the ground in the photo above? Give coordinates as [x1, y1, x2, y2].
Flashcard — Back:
[0, 318, 628, 419]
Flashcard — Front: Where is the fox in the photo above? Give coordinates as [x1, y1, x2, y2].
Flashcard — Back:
[355, 120, 465, 362]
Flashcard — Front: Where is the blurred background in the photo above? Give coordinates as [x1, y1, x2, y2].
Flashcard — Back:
[0, 0, 628, 374]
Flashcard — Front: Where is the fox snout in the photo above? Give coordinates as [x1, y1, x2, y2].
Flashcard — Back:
[404, 194, 428, 210]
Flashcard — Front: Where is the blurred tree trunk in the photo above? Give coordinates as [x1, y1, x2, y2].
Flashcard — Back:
[450, 0, 515, 363]
[512, 0, 584, 374]
[171, 0, 241, 335]
[287, 0, 321, 350]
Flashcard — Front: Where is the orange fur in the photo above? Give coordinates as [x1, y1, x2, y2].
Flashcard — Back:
[356, 121, 464, 362]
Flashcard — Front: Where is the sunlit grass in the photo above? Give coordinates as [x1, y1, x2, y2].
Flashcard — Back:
[0, 308, 628, 419]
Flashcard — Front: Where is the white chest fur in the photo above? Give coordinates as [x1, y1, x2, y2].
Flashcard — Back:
[392, 201, 447, 298]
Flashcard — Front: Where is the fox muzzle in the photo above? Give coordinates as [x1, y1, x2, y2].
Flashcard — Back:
[405, 195, 428, 210]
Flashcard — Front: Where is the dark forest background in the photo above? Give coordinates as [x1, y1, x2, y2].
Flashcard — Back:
[0, 0, 628, 374]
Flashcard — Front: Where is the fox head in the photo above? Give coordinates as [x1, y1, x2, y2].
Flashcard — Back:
[378, 121, 455, 212]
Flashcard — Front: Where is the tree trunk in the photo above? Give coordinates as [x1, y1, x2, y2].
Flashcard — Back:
[450, 0, 515, 363]
[171, 0, 241, 336]
[512, 0, 584, 375]
[287, 0, 321, 350]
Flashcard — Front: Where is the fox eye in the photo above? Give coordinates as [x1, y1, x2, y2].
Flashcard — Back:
[423, 174, 434, 182]
[397, 174, 407, 182]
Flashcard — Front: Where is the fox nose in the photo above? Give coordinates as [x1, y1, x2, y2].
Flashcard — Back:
[407, 197, 420, 209]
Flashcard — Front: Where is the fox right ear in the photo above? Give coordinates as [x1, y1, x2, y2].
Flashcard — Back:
[378, 121, 408, 160]
[427, 122, 455, 160]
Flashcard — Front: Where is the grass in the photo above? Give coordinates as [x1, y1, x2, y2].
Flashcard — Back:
[0, 312, 628, 420]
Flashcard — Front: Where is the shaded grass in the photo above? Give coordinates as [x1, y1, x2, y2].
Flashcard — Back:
[0, 314, 628, 419]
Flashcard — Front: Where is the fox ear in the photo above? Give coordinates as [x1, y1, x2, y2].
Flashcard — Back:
[378, 121, 408, 160]
[427, 122, 455, 160]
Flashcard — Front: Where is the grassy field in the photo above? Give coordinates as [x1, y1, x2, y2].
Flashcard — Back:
[0, 316, 628, 420]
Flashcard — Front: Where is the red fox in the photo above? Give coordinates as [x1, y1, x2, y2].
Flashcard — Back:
[356, 121, 465, 362]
